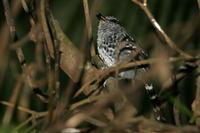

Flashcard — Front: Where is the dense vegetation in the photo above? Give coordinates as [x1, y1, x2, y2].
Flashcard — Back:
[0, 0, 199, 132]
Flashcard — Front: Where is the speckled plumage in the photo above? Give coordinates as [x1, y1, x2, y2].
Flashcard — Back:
[96, 13, 164, 121]
[97, 14, 147, 79]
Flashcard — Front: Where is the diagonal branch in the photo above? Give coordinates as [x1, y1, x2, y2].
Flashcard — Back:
[131, 0, 192, 59]
[74, 56, 199, 97]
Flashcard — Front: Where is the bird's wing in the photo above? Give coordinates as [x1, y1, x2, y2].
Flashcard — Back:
[117, 32, 148, 64]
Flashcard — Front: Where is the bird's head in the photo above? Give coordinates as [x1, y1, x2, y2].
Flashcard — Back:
[96, 13, 121, 25]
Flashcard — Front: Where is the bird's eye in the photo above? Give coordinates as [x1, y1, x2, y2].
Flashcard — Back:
[110, 19, 119, 24]
[105, 16, 121, 24]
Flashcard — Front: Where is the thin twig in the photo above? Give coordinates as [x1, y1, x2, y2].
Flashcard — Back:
[2, 0, 28, 125]
[2, 0, 48, 103]
[9, 33, 30, 49]
[88, 0, 103, 57]
[37, 0, 53, 57]
[81, 0, 94, 58]
[70, 95, 101, 110]
[2, 0, 26, 69]
[38, 0, 84, 83]
[45, 0, 62, 123]
[46, 3, 61, 101]
[198, 0, 200, 11]
[75, 56, 199, 97]
[0, 0, 22, 52]
[83, 0, 92, 40]
[0, 101, 36, 114]
[2, 76, 25, 125]
[43, 40, 53, 95]
[131, 0, 192, 59]
[23, 0, 50, 102]
[159, 59, 199, 101]
[16, 112, 48, 130]
[80, 0, 93, 56]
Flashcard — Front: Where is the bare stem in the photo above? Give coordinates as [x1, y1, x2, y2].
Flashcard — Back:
[75, 56, 199, 97]
[83, 0, 92, 40]
[2, 76, 24, 125]
[198, 0, 200, 11]
[46, 0, 61, 102]
[0, 101, 36, 114]
[131, 0, 192, 59]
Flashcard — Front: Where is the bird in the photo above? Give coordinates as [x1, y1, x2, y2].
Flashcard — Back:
[96, 13, 164, 121]
[96, 13, 148, 79]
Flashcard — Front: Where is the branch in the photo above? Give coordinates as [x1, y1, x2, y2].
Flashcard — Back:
[46, 1, 61, 102]
[131, 0, 192, 59]
[0, 101, 36, 114]
[74, 56, 199, 97]
[2, 0, 26, 69]
[83, 0, 92, 40]
[38, 0, 84, 82]
[2, 76, 24, 125]
[198, 0, 200, 11]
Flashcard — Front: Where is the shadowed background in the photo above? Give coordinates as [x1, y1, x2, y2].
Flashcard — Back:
[0, 0, 199, 132]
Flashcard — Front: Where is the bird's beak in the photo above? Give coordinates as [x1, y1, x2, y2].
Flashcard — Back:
[96, 13, 106, 21]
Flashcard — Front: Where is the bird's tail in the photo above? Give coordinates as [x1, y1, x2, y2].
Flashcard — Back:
[145, 84, 165, 122]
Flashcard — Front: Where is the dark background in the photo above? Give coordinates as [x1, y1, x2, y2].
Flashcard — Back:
[0, 0, 199, 132]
